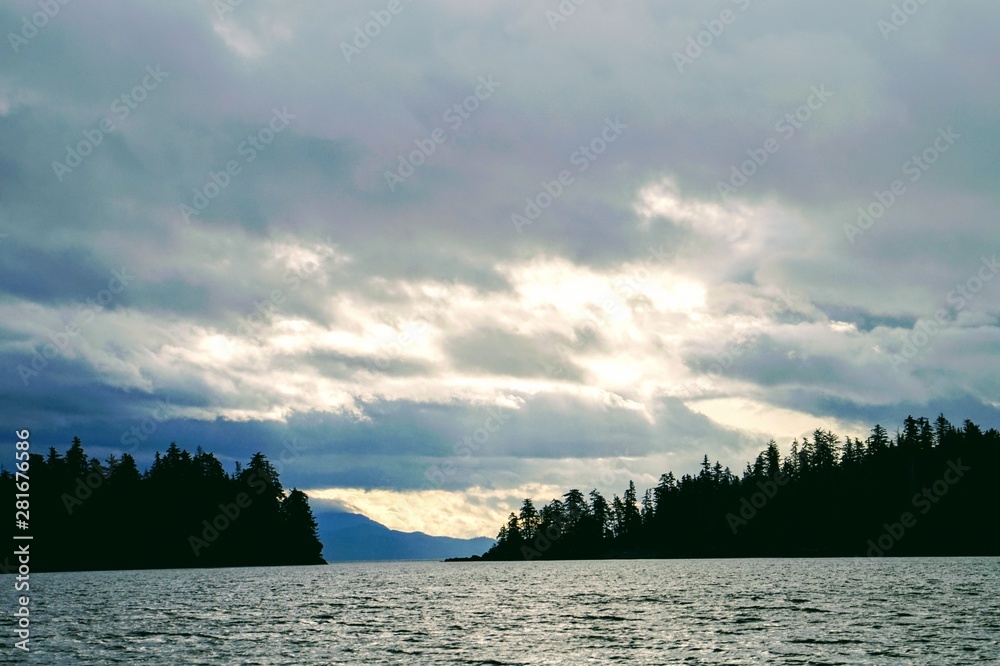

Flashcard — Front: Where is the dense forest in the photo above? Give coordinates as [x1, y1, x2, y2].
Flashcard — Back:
[1, 438, 325, 572]
[478, 414, 1000, 561]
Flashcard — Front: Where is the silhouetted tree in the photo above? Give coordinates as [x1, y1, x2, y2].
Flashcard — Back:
[519, 499, 541, 542]
[764, 440, 780, 477]
[476, 413, 999, 561]
[589, 490, 612, 541]
[641, 489, 654, 527]
[622, 481, 642, 541]
[867, 424, 890, 456]
[281, 489, 325, 565]
[5, 439, 327, 572]
[563, 489, 588, 531]
[935, 413, 955, 448]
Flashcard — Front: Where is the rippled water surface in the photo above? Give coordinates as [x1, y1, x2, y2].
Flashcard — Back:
[8, 557, 999, 664]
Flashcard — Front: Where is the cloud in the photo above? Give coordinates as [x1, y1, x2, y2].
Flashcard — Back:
[304, 485, 564, 540]
[4, 0, 999, 536]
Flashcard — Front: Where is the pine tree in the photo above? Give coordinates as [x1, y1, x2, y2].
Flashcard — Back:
[611, 495, 626, 539]
[562, 489, 589, 531]
[867, 424, 889, 456]
[641, 489, 654, 526]
[65, 436, 88, 478]
[589, 490, 612, 540]
[519, 499, 541, 542]
[934, 413, 954, 448]
[281, 489, 325, 564]
[764, 440, 780, 477]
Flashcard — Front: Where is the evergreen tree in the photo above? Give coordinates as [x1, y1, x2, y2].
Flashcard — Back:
[917, 417, 934, 450]
[589, 490, 612, 541]
[934, 413, 954, 448]
[623, 481, 642, 538]
[519, 499, 541, 542]
[653, 473, 676, 517]
[812, 429, 839, 470]
[281, 489, 325, 564]
[764, 440, 780, 477]
[6, 439, 326, 571]
[539, 499, 565, 535]
[611, 495, 626, 539]
[110, 453, 142, 485]
[562, 489, 589, 531]
[901, 416, 919, 449]
[65, 436, 89, 478]
[867, 424, 889, 456]
[641, 489, 654, 526]
[473, 413, 1000, 561]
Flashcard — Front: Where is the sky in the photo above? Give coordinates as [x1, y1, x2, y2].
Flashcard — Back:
[2, 0, 999, 539]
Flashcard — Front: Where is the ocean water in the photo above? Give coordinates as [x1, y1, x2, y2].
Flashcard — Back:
[4, 557, 998, 664]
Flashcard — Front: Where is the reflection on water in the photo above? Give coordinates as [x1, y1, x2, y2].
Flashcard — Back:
[14, 557, 1000, 664]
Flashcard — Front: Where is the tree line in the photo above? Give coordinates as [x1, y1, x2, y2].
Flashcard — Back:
[479, 414, 1000, 560]
[1, 438, 325, 572]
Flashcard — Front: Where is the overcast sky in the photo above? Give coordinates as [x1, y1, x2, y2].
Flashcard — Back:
[2, 0, 998, 538]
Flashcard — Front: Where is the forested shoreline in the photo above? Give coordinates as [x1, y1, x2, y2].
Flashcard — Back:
[2, 439, 325, 572]
[470, 414, 1000, 561]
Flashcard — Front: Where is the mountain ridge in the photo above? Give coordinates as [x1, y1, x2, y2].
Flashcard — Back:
[315, 510, 495, 561]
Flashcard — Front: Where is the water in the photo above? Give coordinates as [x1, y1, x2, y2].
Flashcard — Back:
[4, 557, 998, 664]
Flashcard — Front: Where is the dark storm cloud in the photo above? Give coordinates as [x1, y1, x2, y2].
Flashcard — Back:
[446, 327, 588, 381]
[3, 0, 999, 536]
[815, 305, 917, 333]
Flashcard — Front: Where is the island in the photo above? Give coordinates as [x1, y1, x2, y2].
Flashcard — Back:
[451, 414, 1000, 561]
[2, 439, 325, 572]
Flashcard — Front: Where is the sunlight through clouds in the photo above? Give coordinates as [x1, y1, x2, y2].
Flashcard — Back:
[3, 0, 998, 543]
[306, 484, 567, 539]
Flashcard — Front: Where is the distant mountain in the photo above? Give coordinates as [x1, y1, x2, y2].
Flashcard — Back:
[315, 511, 495, 561]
